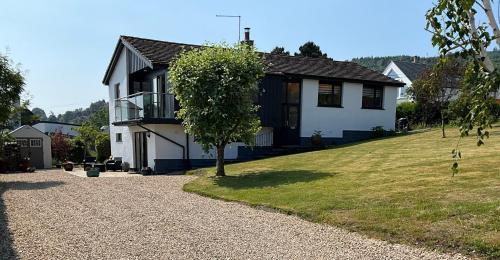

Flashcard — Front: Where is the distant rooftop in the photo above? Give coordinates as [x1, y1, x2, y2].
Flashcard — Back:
[392, 61, 430, 81]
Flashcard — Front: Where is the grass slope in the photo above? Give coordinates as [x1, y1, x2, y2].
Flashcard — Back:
[184, 128, 500, 258]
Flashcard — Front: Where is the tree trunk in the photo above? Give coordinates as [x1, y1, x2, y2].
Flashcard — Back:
[482, 0, 500, 48]
[215, 145, 225, 177]
[467, 10, 496, 72]
[441, 110, 446, 138]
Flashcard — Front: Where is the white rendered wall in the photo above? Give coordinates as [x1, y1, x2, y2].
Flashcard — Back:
[107, 48, 135, 166]
[300, 79, 397, 139]
[383, 62, 412, 103]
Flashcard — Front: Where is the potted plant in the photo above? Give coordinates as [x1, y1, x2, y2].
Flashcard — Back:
[122, 162, 130, 172]
[62, 161, 74, 171]
[86, 167, 100, 177]
[311, 130, 323, 147]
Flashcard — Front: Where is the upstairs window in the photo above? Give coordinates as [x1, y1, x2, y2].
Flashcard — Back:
[116, 133, 122, 142]
[318, 82, 342, 107]
[114, 83, 120, 99]
[362, 85, 384, 109]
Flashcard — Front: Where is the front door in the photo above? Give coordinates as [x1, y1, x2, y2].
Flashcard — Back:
[281, 80, 301, 145]
[134, 132, 148, 170]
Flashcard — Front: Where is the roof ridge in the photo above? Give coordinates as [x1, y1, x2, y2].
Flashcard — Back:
[120, 35, 202, 48]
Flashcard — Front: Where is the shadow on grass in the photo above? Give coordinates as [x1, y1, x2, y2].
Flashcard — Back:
[212, 170, 334, 189]
[0, 180, 64, 259]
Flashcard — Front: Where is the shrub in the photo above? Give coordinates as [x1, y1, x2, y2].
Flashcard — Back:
[95, 133, 111, 163]
[69, 137, 86, 163]
[371, 126, 385, 138]
[51, 131, 71, 162]
[396, 102, 417, 120]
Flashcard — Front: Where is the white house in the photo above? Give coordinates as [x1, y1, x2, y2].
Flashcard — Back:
[9, 125, 52, 169]
[383, 60, 429, 103]
[102, 33, 403, 173]
[32, 121, 80, 137]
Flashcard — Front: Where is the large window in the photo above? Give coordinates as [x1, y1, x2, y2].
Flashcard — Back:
[318, 82, 342, 107]
[362, 85, 384, 109]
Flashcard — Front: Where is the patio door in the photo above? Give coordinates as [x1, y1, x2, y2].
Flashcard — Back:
[280, 80, 301, 145]
[134, 132, 148, 170]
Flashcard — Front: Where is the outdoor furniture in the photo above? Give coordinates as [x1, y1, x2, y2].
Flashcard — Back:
[94, 163, 106, 172]
[83, 157, 96, 170]
[105, 160, 122, 171]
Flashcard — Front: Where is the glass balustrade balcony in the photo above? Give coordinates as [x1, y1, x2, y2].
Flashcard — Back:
[114, 92, 175, 123]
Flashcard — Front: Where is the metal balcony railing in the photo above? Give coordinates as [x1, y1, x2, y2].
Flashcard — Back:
[114, 92, 175, 122]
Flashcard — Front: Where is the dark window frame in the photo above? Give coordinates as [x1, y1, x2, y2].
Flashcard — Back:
[362, 85, 384, 110]
[317, 81, 343, 108]
[114, 83, 120, 99]
[116, 133, 122, 143]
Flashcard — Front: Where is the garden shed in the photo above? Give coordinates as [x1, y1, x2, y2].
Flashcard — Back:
[9, 125, 52, 169]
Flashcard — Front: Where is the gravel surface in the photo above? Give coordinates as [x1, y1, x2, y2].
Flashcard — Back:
[0, 170, 467, 259]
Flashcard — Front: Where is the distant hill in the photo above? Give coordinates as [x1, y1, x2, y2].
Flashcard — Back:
[33, 100, 108, 127]
[351, 50, 500, 72]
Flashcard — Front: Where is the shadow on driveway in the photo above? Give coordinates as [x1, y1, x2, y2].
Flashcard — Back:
[0, 179, 64, 259]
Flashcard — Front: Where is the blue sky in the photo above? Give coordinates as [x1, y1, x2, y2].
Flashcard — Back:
[1, 0, 437, 114]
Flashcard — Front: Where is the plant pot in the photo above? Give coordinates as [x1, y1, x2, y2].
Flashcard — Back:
[63, 162, 74, 171]
[86, 168, 100, 177]
[122, 162, 130, 172]
[311, 135, 323, 147]
[141, 167, 152, 176]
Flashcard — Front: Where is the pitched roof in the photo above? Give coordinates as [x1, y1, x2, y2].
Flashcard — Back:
[103, 36, 403, 86]
[392, 61, 430, 81]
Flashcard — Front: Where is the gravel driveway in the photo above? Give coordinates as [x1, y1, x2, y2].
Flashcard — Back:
[0, 170, 466, 259]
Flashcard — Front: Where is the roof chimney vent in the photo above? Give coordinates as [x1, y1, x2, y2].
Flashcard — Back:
[242, 27, 254, 46]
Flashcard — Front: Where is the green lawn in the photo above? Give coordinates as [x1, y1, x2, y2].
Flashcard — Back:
[184, 127, 500, 258]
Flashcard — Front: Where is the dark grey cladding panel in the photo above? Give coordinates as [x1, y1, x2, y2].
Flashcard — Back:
[127, 48, 150, 74]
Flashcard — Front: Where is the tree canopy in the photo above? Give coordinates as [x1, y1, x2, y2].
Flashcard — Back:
[426, 0, 500, 173]
[0, 53, 25, 129]
[270, 46, 290, 55]
[295, 41, 327, 58]
[408, 57, 466, 138]
[169, 43, 265, 176]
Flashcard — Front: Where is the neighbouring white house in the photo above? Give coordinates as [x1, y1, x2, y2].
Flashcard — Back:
[102, 31, 404, 173]
[9, 125, 52, 169]
[383, 60, 430, 103]
[32, 121, 80, 137]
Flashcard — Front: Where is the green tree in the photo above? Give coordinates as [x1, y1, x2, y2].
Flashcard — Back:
[88, 106, 109, 129]
[270, 46, 290, 55]
[95, 133, 111, 162]
[0, 53, 25, 153]
[169, 43, 265, 176]
[77, 122, 100, 160]
[31, 107, 47, 121]
[408, 58, 465, 138]
[295, 41, 327, 58]
[426, 0, 500, 173]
